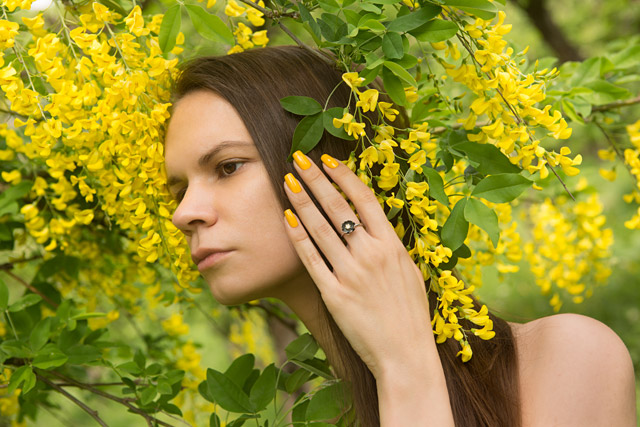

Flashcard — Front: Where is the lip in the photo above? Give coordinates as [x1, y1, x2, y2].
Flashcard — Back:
[197, 250, 233, 271]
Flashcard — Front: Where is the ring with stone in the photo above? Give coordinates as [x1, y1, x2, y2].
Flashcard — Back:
[339, 219, 363, 237]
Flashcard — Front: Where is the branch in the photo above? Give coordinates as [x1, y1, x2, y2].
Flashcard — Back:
[0, 255, 44, 271]
[591, 94, 640, 113]
[2, 269, 59, 309]
[40, 370, 177, 427]
[37, 374, 109, 427]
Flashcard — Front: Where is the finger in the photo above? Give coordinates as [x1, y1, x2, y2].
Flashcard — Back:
[283, 172, 353, 269]
[283, 209, 340, 295]
[291, 150, 369, 243]
[318, 153, 395, 239]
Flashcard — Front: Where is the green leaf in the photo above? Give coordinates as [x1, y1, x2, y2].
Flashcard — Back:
[0, 277, 8, 310]
[441, 198, 469, 251]
[210, 413, 222, 427]
[387, 4, 441, 32]
[185, 5, 234, 45]
[0, 181, 32, 217]
[323, 108, 354, 140]
[290, 358, 334, 380]
[225, 354, 255, 389]
[411, 19, 459, 43]
[464, 198, 499, 247]
[134, 349, 146, 369]
[285, 369, 313, 394]
[206, 368, 255, 413]
[289, 113, 325, 160]
[64, 344, 102, 365]
[159, 4, 182, 55]
[140, 385, 157, 406]
[249, 364, 277, 412]
[298, 3, 322, 39]
[29, 317, 52, 351]
[33, 349, 69, 370]
[453, 141, 520, 175]
[8, 365, 36, 395]
[471, 173, 531, 203]
[8, 293, 41, 312]
[423, 168, 448, 205]
[383, 61, 417, 88]
[157, 378, 173, 395]
[381, 66, 406, 106]
[70, 312, 107, 320]
[318, 0, 341, 13]
[285, 333, 319, 361]
[359, 19, 386, 33]
[280, 96, 323, 116]
[382, 32, 404, 59]
[609, 45, 640, 70]
[442, 0, 497, 19]
[305, 382, 347, 421]
[582, 80, 631, 105]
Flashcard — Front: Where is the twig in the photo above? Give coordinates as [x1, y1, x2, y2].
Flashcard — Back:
[591, 94, 640, 113]
[37, 374, 109, 427]
[277, 21, 335, 64]
[237, 0, 297, 19]
[0, 255, 44, 271]
[2, 270, 59, 309]
[41, 370, 176, 427]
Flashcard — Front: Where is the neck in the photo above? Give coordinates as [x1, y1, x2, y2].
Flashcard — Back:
[271, 269, 345, 378]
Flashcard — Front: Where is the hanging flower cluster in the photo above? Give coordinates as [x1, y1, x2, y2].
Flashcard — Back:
[442, 11, 581, 179]
[225, 0, 269, 54]
[523, 183, 613, 311]
[621, 119, 640, 229]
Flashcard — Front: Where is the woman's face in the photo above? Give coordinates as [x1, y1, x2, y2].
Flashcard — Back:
[164, 90, 306, 305]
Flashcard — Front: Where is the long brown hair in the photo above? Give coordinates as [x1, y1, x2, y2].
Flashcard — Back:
[169, 45, 521, 427]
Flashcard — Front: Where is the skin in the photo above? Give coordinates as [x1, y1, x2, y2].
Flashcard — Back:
[165, 90, 637, 426]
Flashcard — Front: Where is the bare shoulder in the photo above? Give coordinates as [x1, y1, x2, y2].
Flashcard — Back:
[510, 313, 637, 427]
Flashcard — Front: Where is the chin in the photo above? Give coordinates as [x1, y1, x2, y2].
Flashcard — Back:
[207, 281, 268, 306]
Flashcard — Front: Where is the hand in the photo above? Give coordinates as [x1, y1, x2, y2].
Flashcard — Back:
[283, 150, 437, 379]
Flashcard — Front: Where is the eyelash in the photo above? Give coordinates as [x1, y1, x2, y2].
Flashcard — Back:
[174, 161, 244, 202]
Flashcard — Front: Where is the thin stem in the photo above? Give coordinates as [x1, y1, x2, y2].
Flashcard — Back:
[37, 374, 109, 427]
[2, 270, 59, 309]
[41, 370, 176, 427]
[591, 94, 640, 113]
[4, 311, 19, 340]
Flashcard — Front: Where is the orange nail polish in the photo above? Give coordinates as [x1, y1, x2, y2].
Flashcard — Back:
[284, 209, 298, 228]
[285, 173, 302, 193]
[321, 154, 339, 169]
[293, 150, 311, 170]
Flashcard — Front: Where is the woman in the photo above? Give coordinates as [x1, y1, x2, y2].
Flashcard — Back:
[163, 45, 636, 426]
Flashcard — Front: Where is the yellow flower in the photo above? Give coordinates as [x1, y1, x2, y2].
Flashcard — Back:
[251, 30, 269, 47]
[386, 194, 404, 209]
[404, 87, 418, 103]
[356, 89, 379, 113]
[225, 0, 246, 17]
[378, 101, 399, 121]
[125, 6, 150, 37]
[1, 170, 21, 185]
[341, 72, 364, 90]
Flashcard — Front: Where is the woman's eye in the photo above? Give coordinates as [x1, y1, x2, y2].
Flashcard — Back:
[218, 161, 243, 177]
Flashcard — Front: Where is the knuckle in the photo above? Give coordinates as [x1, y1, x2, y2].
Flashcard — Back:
[323, 195, 348, 217]
[316, 221, 337, 239]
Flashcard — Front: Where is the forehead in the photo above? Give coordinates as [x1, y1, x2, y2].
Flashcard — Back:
[164, 91, 256, 183]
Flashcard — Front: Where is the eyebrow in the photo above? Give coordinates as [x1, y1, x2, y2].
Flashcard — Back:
[166, 140, 253, 188]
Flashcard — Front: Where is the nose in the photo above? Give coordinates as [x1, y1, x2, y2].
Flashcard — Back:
[171, 185, 219, 235]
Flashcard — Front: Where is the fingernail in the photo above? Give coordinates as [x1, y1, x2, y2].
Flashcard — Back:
[285, 173, 302, 193]
[321, 154, 339, 169]
[293, 150, 311, 170]
[284, 209, 298, 228]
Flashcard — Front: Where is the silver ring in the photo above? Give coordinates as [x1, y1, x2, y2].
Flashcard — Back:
[339, 219, 363, 237]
